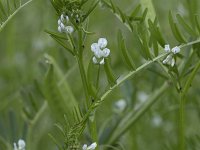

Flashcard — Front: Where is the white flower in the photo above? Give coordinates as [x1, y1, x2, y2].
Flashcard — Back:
[58, 19, 61, 25]
[171, 46, 180, 54]
[91, 38, 110, 65]
[163, 54, 175, 67]
[164, 44, 181, 54]
[91, 43, 99, 53]
[82, 142, 97, 150]
[13, 139, 26, 150]
[58, 14, 74, 34]
[58, 26, 62, 33]
[65, 26, 74, 34]
[98, 38, 107, 49]
[61, 14, 65, 22]
[163, 45, 180, 67]
[102, 48, 110, 57]
[164, 44, 170, 52]
[113, 99, 127, 113]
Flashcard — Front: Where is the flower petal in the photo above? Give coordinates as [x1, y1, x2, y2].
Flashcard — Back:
[102, 48, 110, 57]
[65, 26, 74, 34]
[99, 58, 105, 65]
[82, 144, 88, 150]
[91, 43, 99, 52]
[18, 139, 26, 149]
[164, 44, 170, 52]
[172, 46, 180, 54]
[88, 142, 97, 150]
[98, 38, 107, 49]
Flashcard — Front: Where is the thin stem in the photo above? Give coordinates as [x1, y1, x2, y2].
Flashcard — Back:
[76, 55, 89, 106]
[99, 38, 200, 103]
[99, 52, 168, 102]
[95, 65, 100, 88]
[179, 94, 185, 150]
[178, 60, 200, 150]
[77, 28, 99, 149]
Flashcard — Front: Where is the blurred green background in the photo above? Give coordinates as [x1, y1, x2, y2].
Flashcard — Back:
[0, 0, 200, 149]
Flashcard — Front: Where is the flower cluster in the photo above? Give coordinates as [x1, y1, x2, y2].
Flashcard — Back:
[58, 14, 74, 34]
[82, 142, 97, 150]
[13, 139, 26, 150]
[163, 44, 181, 67]
[91, 38, 110, 65]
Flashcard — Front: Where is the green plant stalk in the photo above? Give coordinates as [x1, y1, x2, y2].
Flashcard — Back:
[77, 28, 99, 149]
[0, 0, 33, 33]
[96, 65, 100, 88]
[178, 60, 200, 150]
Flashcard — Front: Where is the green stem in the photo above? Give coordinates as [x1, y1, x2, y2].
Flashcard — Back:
[76, 55, 89, 106]
[77, 28, 99, 149]
[178, 60, 200, 150]
[99, 38, 200, 103]
[179, 94, 185, 150]
[95, 65, 100, 88]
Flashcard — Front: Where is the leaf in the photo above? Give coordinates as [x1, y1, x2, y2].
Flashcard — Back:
[82, 0, 99, 22]
[116, 7, 126, 23]
[182, 60, 200, 98]
[194, 15, 200, 34]
[118, 30, 136, 70]
[153, 39, 159, 56]
[148, 19, 165, 47]
[87, 59, 98, 98]
[45, 29, 67, 40]
[6, 0, 10, 14]
[109, 0, 116, 13]
[141, 34, 152, 60]
[141, 8, 148, 23]
[130, 4, 141, 19]
[44, 58, 78, 123]
[168, 11, 186, 43]
[0, 1, 6, 16]
[104, 58, 116, 85]
[176, 14, 197, 37]
[51, 35, 74, 56]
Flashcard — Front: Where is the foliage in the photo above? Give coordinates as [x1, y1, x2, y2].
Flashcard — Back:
[1, 0, 200, 150]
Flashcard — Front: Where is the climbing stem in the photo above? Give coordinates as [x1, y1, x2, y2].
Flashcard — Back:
[178, 60, 200, 150]
[77, 28, 99, 149]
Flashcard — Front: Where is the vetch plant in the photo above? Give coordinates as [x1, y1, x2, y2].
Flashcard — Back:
[44, 0, 200, 150]
[1, 0, 200, 150]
